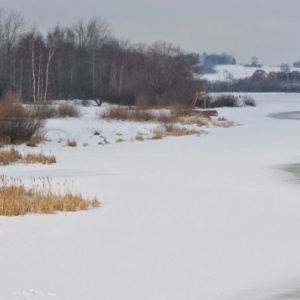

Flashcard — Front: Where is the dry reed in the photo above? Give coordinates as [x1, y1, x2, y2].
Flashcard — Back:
[0, 147, 22, 165]
[0, 176, 100, 216]
[0, 148, 56, 165]
[24, 153, 56, 164]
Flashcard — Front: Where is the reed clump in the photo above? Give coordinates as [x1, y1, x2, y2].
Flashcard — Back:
[0, 147, 22, 165]
[24, 153, 56, 164]
[0, 148, 56, 165]
[0, 176, 100, 216]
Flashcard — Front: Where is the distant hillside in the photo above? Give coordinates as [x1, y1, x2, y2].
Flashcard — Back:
[202, 64, 299, 82]
[202, 64, 300, 93]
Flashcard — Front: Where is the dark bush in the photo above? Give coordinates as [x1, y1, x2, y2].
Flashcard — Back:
[0, 100, 45, 144]
[210, 94, 240, 108]
[104, 92, 136, 106]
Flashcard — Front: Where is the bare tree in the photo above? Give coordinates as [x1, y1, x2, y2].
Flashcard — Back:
[280, 63, 290, 73]
[0, 9, 27, 89]
[73, 18, 112, 102]
[143, 41, 201, 105]
[2, 10, 26, 56]
[44, 29, 58, 101]
[251, 56, 259, 67]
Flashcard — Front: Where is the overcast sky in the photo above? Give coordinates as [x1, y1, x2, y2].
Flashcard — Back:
[1, 0, 300, 66]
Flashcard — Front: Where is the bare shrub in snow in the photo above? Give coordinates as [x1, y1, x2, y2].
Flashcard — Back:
[0, 99, 45, 145]
[210, 94, 240, 108]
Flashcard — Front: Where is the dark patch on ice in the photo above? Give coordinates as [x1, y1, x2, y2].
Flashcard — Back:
[282, 163, 300, 181]
[269, 111, 300, 120]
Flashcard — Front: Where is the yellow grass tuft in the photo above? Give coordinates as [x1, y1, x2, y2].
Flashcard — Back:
[0, 176, 100, 216]
[213, 119, 236, 128]
[151, 129, 164, 140]
[24, 153, 56, 164]
[0, 147, 22, 165]
[0, 148, 57, 165]
[101, 106, 155, 122]
[65, 139, 77, 147]
[150, 125, 206, 140]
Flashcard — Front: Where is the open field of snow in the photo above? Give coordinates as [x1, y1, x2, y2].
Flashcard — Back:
[1, 93, 300, 300]
[202, 65, 300, 82]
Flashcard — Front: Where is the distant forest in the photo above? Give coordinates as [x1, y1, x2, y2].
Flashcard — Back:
[0, 9, 205, 106]
[205, 69, 300, 93]
[201, 53, 236, 74]
[2, 9, 300, 104]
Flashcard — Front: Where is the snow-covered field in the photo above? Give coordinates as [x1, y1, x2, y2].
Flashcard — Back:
[202, 64, 299, 82]
[1, 93, 300, 300]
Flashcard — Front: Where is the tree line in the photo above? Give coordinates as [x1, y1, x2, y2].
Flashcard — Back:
[204, 69, 300, 93]
[201, 53, 236, 74]
[0, 9, 202, 106]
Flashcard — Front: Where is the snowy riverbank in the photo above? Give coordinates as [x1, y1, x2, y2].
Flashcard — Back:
[1, 93, 300, 300]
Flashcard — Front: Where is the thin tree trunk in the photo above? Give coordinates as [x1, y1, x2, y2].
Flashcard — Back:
[31, 37, 36, 103]
[37, 49, 41, 102]
[44, 46, 55, 102]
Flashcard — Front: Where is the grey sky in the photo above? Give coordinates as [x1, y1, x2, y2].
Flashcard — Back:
[1, 0, 300, 65]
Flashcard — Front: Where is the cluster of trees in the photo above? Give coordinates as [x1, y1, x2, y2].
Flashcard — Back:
[201, 53, 236, 74]
[293, 61, 300, 68]
[0, 8, 202, 106]
[205, 69, 300, 93]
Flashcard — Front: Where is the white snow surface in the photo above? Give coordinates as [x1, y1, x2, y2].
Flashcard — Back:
[1, 94, 300, 300]
[202, 64, 299, 82]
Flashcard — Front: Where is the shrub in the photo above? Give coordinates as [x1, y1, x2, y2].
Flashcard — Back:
[57, 104, 81, 118]
[170, 103, 190, 117]
[242, 95, 256, 107]
[101, 106, 130, 120]
[151, 129, 164, 140]
[0, 176, 100, 216]
[101, 106, 155, 122]
[156, 113, 178, 124]
[33, 104, 57, 119]
[151, 126, 205, 140]
[65, 139, 77, 147]
[0, 100, 45, 144]
[33, 103, 81, 119]
[132, 109, 154, 122]
[210, 94, 240, 108]
[135, 133, 144, 141]
[116, 138, 125, 143]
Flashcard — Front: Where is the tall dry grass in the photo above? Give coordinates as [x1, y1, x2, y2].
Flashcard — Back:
[33, 103, 81, 119]
[0, 148, 56, 165]
[101, 106, 155, 122]
[151, 125, 206, 140]
[24, 153, 56, 164]
[0, 176, 100, 216]
[0, 147, 22, 165]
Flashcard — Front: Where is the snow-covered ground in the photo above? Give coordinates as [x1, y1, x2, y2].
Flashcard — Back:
[1, 93, 300, 300]
[202, 64, 299, 82]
